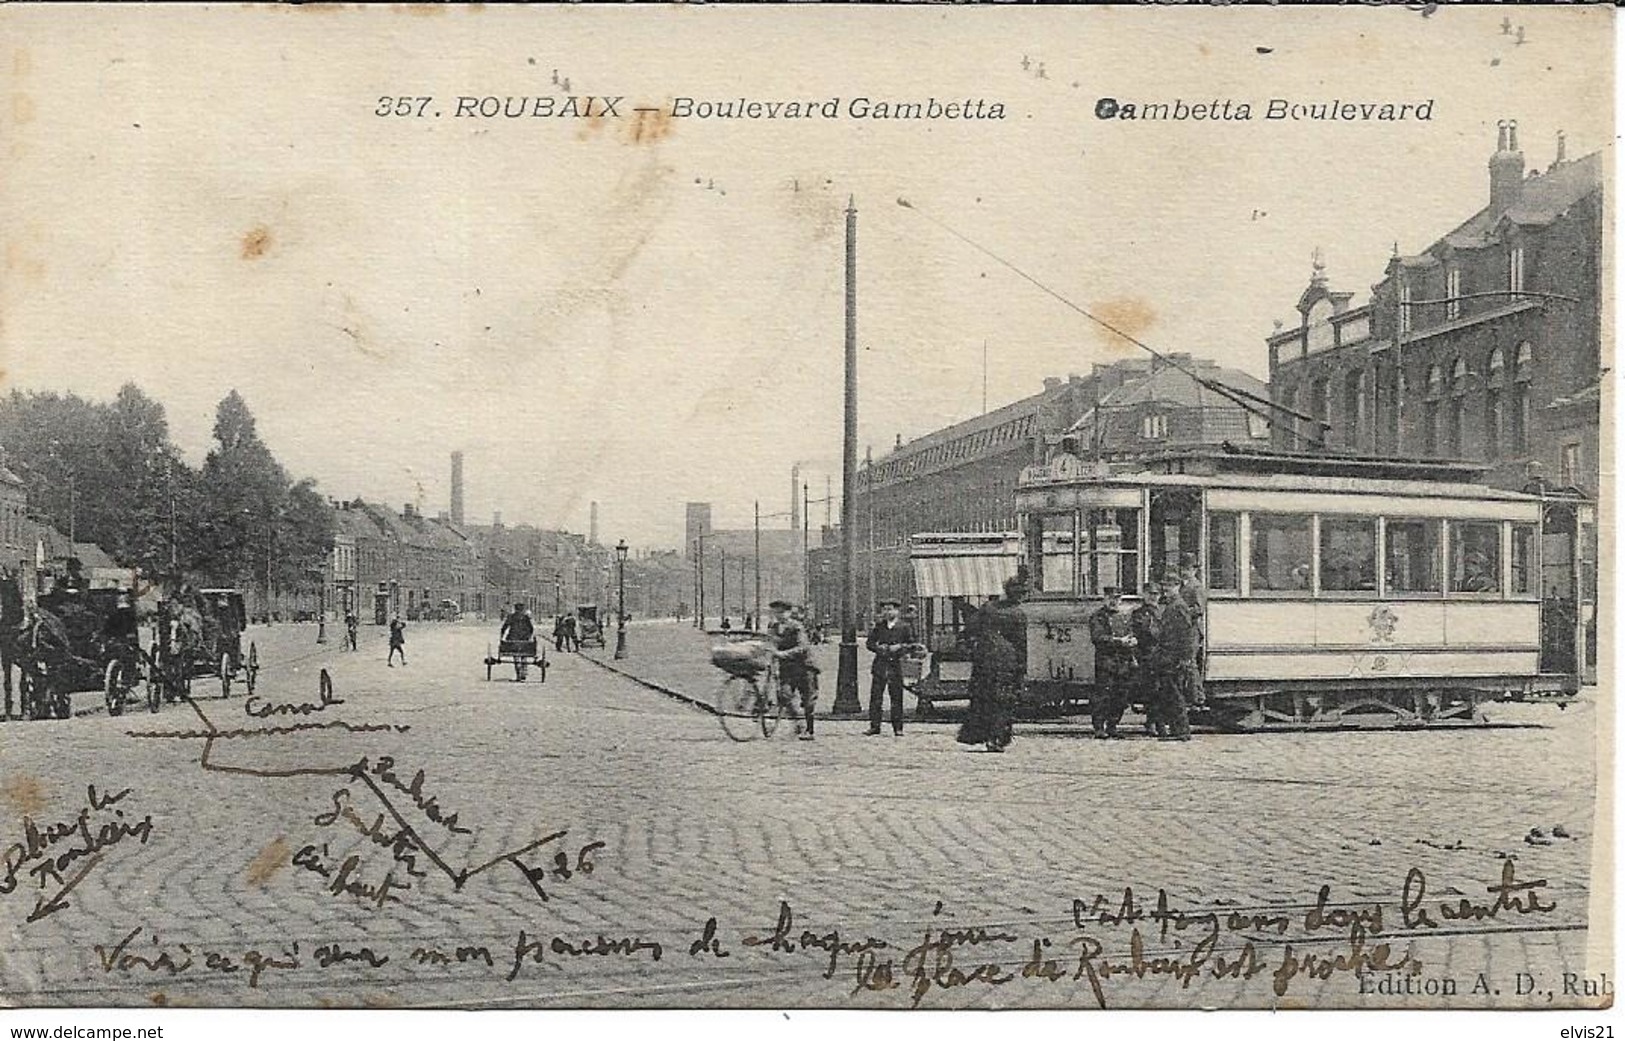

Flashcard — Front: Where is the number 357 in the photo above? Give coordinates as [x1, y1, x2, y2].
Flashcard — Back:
[376, 96, 434, 117]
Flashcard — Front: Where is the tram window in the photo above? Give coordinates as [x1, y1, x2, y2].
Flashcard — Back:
[1248, 513, 1313, 595]
[1028, 513, 1077, 594]
[1082, 508, 1139, 597]
[1320, 517, 1377, 594]
[1207, 512, 1239, 592]
[1510, 524, 1538, 597]
[1447, 520, 1501, 595]
[1385, 519, 1441, 594]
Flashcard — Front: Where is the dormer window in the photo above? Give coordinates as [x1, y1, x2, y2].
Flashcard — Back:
[1141, 414, 1168, 440]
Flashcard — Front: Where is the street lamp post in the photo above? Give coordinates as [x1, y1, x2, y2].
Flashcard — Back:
[833, 196, 862, 714]
[614, 539, 628, 659]
[312, 566, 328, 643]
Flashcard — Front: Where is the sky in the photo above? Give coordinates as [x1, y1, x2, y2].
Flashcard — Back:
[0, 5, 1612, 550]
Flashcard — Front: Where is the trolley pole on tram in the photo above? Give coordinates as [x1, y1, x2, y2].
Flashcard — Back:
[833, 197, 862, 715]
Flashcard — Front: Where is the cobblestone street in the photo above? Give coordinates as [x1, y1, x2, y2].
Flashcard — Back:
[0, 620, 1606, 1010]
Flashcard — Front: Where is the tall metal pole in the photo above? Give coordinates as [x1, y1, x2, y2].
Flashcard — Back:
[614, 543, 627, 660]
[802, 481, 810, 607]
[834, 197, 862, 714]
[720, 546, 727, 625]
[753, 500, 762, 629]
[865, 444, 875, 610]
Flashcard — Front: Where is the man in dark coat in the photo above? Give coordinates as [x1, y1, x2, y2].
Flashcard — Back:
[1088, 586, 1136, 739]
[1155, 572, 1197, 741]
[1130, 581, 1164, 736]
[864, 599, 916, 736]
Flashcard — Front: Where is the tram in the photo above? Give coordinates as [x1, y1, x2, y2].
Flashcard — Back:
[1014, 447, 1595, 729]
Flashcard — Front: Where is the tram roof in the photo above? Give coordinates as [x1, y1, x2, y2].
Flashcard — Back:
[1019, 448, 1581, 504]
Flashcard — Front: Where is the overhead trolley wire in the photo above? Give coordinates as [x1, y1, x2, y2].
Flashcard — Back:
[894, 197, 1329, 449]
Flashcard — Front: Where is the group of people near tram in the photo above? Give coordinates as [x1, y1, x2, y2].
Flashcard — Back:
[1086, 559, 1205, 743]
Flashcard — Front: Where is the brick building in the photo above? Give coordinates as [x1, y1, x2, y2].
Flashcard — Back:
[808, 356, 1270, 617]
[1268, 124, 1603, 497]
[332, 499, 481, 623]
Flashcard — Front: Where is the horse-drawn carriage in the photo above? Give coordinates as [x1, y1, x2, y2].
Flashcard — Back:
[10, 585, 151, 720]
[576, 604, 606, 649]
[149, 588, 258, 701]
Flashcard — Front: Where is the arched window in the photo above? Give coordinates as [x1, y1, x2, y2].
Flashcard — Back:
[1451, 357, 1469, 397]
[1426, 364, 1443, 400]
[1515, 341, 1534, 382]
[1488, 346, 1506, 383]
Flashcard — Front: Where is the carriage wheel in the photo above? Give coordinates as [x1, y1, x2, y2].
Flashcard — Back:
[245, 643, 258, 696]
[145, 644, 161, 712]
[104, 660, 127, 717]
[220, 652, 233, 698]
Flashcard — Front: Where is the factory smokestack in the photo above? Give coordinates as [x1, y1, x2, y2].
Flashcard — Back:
[791, 464, 801, 532]
[450, 451, 465, 527]
[590, 501, 599, 546]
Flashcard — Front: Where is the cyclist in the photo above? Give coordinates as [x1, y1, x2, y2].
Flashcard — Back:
[768, 599, 816, 741]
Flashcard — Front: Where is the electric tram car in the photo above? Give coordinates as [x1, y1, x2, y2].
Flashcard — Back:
[1012, 447, 1595, 730]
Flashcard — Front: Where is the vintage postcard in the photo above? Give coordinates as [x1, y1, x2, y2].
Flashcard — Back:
[0, 3, 1613, 1022]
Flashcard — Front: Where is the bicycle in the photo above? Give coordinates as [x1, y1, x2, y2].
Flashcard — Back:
[710, 640, 784, 741]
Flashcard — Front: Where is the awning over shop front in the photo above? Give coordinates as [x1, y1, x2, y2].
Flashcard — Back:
[910, 553, 1020, 599]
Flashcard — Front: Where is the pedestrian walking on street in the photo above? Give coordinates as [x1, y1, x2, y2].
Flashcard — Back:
[553, 615, 567, 653]
[864, 599, 916, 736]
[1088, 586, 1136, 739]
[955, 601, 998, 749]
[1155, 573, 1197, 741]
[563, 614, 579, 652]
[768, 600, 816, 740]
[958, 573, 1028, 752]
[1130, 581, 1164, 736]
[344, 611, 359, 652]
[387, 615, 407, 667]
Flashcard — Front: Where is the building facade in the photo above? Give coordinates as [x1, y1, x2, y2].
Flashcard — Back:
[1268, 124, 1603, 497]
[808, 357, 1271, 617]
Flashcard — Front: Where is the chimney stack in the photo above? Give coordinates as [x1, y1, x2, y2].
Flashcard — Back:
[589, 501, 599, 545]
[450, 451, 465, 527]
[1489, 119, 1525, 213]
[493, 510, 503, 529]
[790, 464, 801, 533]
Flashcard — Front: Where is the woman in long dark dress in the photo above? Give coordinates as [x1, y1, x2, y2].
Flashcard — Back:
[955, 602, 995, 747]
[957, 574, 1028, 752]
